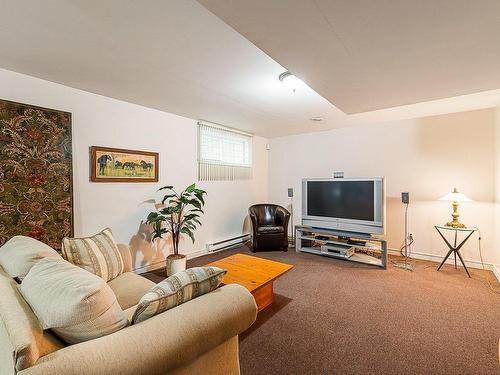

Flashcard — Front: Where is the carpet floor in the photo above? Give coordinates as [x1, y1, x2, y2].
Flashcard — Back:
[145, 245, 500, 375]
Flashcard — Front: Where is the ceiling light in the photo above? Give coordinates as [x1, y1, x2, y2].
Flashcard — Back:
[310, 117, 323, 122]
[279, 71, 304, 92]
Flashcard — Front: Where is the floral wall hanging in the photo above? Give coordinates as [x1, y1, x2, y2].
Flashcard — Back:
[0, 99, 73, 251]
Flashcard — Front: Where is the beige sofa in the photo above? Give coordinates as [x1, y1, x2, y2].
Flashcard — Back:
[0, 244, 257, 375]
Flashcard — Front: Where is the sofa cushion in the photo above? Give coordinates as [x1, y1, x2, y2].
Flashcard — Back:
[20, 257, 128, 344]
[0, 265, 64, 372]
[257, 225, 285, 234]
[132, 267, 226, 324]
[108, 272, 156, 310]
[61, 228, 124, 282]
[0, 236, 60, 279]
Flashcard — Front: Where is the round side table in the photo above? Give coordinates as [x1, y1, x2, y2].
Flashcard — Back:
[434, 225, 478, 278]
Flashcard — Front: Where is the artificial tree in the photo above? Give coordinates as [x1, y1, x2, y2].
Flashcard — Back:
[146, 183, 206, 274]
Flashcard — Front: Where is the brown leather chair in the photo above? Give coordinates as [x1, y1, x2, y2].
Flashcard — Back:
[249, 204, 290, 252]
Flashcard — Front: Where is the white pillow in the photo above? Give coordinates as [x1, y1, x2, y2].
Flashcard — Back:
[61, 228, 124, 282]
[20, 257, 128, 344]
[0, 236, 60, 279]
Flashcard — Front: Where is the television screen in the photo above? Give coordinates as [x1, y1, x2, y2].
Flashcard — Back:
[306, 180, 374, 221]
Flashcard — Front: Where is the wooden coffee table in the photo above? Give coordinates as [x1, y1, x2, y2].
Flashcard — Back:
[207, 253, 293, 312]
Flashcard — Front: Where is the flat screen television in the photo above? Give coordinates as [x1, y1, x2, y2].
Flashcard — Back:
[302, 178, 385, 235]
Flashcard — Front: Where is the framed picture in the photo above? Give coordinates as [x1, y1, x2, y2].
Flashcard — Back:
[90, 146, 159, 182]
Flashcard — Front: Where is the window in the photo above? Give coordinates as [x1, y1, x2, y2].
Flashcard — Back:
[198, 121, 252, 181]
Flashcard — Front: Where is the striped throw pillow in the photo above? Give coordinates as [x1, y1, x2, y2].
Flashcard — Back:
[61, 228, 124, 282]
[131, 267, 226, 324]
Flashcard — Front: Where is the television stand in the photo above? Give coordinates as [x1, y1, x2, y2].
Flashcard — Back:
[295, 226, 388, 269]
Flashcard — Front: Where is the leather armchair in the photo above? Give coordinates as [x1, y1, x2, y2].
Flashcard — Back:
[248, 204, 290, 252]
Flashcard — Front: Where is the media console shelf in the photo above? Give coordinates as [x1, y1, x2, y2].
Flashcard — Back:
[295, 226, 388, 269]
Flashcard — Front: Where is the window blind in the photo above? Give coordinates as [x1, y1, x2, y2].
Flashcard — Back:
[198, 121, 252, 181]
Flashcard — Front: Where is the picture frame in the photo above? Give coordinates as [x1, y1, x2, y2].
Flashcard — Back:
[90, 146, 159, 182]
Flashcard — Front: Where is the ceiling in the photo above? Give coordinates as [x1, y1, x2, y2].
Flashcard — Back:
[0, 0, 499, 138]
[199, 0, 500, 114]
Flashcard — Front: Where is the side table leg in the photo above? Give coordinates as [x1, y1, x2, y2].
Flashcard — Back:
[454, 251, 457, 269]
[456, 250, 471, 278]
[437, 249, 453, 271]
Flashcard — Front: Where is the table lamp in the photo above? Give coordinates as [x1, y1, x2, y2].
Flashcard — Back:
[439, 188, 472, 228]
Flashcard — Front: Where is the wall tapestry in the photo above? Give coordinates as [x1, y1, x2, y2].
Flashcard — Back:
[0, 99, 73, 251]
[90, 146, 159, 182]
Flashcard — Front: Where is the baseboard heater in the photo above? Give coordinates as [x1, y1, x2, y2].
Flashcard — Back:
[206, 234, 251, 253]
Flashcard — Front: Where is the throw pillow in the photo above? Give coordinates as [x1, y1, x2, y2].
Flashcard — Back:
[0, 236, 60, 279]
[0, 267, 64, 371]
[20, 257, 128, 344]
[61, 228, 124, 282]
[132, 266, 226, 324]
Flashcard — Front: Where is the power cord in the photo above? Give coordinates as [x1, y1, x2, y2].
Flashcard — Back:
[474, 230, 500, 295]
[400, 233, 414, 258]
[392, 202, 414, 270]
[391, 233, 414, 266]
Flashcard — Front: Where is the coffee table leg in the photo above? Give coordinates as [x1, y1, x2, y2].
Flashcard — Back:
[252, 283, 274, 312]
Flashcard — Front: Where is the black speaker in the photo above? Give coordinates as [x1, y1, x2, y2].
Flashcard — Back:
[287, 188, 294, 198]
[401, 192, 410, 204]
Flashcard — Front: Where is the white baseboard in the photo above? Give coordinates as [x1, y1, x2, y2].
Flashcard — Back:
[186, 248, 209, 259]
[389, 248, 500, 282]
[493, 264, 500, 283]
[189, 238, 249, 259]
[133, 236, 249, 273]
[136, 242, 500, 284]
[133, 251, 208, 273]
[133, 259, 165, 274]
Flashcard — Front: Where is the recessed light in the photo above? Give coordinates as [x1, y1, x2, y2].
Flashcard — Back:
[279, 71, 304, 92]
[310, 117, 323, 122]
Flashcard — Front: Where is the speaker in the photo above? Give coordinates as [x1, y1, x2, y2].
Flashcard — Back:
[401, 192, 410, 204]
[287, 188, 294, 198]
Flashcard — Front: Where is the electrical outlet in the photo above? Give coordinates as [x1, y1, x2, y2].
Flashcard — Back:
[401, 192, 410, 204]
[333, 171, 344, 178]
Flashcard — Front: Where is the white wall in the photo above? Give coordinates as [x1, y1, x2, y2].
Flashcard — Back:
[269, 109, 498, 268]
[2, 67, 498, 274]
[0, 69, 268, 271]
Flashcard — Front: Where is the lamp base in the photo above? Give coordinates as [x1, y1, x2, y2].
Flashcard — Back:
[445, 201, 466, 228]
[445, 221, 465, 228]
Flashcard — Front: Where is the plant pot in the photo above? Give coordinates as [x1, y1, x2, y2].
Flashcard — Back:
[166, 254, 187, 276]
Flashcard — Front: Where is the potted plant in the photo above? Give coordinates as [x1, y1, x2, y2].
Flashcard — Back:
[146, 183, 207, 276]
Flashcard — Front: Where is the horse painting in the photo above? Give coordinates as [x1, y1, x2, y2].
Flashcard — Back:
[97, 154, 112, 175]
[140, 160, 153, 171]
[122, 161, 136, 170]
[91, 146, 158, 182]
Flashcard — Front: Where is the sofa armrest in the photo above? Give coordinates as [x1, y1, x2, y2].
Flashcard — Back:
[116, 244, 133, 273]
[21, 284, 257, 375]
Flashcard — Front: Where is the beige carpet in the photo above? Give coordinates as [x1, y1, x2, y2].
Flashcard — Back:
[146, 244, 500, 375]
